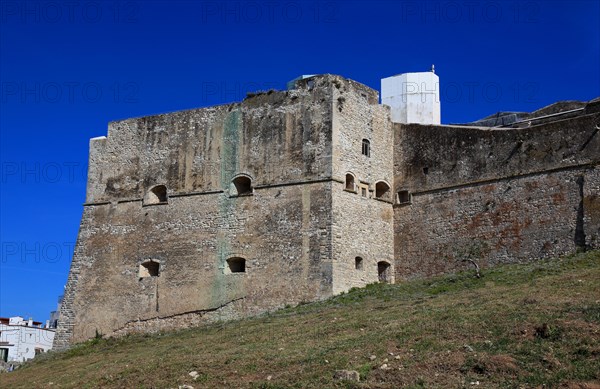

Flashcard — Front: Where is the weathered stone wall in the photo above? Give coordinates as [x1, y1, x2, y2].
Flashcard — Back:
[330, 78, 395, 293]
[584, 165, 600, 248]
[394, 114, 599, 193]
[52, 207, 94, 348]
[393, 113, 600, 280]
[57, 183, 332, 345]
[55, 76, 339, 348]
[86, 84, 334, 203]
[394, 168, 596, 279]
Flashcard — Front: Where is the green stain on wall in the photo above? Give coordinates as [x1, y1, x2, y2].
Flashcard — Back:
[221, 108, 241, 188]
[211, 108, 242, 307]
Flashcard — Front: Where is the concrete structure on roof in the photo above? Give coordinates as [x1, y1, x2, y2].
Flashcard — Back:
[381, 69, 441, 124]
[0, 316, 55, 362]
[53, 72, 600, 349]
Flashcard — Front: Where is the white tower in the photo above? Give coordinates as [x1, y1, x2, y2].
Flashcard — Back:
[381, 67, 440, 124]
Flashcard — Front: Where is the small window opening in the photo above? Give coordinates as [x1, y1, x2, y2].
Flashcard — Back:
[423, 167, 429, 175]
[226, 257, 246, 273]
[397, 190, 412, 204]
[345, 173, 356, 192]
[0, 348, 8, 362]
[357, 182, 369, 198]
[144, 185, 168, 206]
[378, 261, 391, 283]
[231, 175, 253, 196]
[139, 260, 160, 278]
[375, 181, 391, 200]
[362, 139, 370, 157]
[355, 257, 363, 270]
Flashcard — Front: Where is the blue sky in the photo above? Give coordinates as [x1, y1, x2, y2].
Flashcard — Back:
[1, 0, 599, 322]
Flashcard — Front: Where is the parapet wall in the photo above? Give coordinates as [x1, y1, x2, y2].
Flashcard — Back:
[86, 77, 336, 204]
[394, 114, 599, 193]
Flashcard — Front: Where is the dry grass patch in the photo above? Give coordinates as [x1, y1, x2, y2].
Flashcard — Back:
[2, 250, 599, 388]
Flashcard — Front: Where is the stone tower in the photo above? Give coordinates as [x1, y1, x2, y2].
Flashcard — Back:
[53, 75, 396, 348]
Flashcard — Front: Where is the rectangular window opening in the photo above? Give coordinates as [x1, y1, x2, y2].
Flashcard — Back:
[397, 190, 412, 204]
[358, 182, 369, 198]
[362, 139, 371, 157]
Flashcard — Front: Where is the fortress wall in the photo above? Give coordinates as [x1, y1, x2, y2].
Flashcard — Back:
[584, 165, 600, 248]
[394, 168, 596, 280]
[394, 114, 599, 192]
[86, 78, 334, 204]
[52, 206, 95, 349]
[330, 78, 395, 292]
[393, 113, 600, 280]
[55, 73, 599, 348]
[56, 178, 333, 346]
[55, 77, 337, 348]
[332, 188, 394, 292]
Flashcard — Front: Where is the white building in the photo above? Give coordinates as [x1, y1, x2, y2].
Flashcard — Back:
[0, 316, 55, 362]
[381, 68, 441, 124]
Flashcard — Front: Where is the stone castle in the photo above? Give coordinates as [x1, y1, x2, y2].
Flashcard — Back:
[54, 72, 600, 349]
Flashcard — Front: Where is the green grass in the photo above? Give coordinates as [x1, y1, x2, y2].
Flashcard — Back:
[2, 251, 599, 388]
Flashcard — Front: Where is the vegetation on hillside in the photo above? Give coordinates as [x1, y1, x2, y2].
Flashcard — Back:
[2, 250, 599, 388]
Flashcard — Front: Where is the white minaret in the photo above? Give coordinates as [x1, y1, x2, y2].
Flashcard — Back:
[381, 66, 440, 124]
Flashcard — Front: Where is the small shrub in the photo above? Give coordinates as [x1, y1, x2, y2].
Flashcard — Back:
[534, 323, 562, 340]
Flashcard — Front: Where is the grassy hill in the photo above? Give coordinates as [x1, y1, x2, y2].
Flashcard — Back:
[2, 251, 599, 388]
